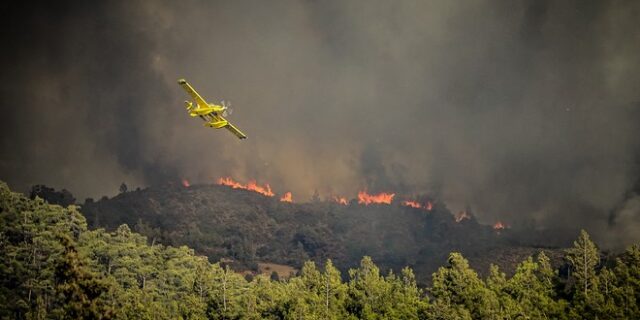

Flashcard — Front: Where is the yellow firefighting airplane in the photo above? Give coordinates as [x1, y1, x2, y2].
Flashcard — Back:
[178, 79, 247, 139]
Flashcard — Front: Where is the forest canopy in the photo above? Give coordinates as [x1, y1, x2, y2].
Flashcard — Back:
[1, 181, 639, 319]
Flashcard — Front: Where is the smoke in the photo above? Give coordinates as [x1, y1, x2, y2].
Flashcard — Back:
[1, 0, 640, 247]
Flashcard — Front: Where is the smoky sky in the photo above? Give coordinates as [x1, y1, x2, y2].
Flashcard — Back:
[2, 0, 640, 247]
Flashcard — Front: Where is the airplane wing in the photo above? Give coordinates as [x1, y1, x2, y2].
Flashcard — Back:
[209, 110, 247, 139]
[224, 120, 248, 139]
[178, 79, 209, 107]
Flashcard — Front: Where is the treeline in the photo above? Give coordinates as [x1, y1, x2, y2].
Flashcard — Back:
[1, 181, 639, 319]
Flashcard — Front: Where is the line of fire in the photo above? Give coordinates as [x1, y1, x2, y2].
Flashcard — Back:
[179, 176, 509, 231]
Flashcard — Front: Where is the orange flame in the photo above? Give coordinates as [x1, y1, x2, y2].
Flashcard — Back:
[218, 177, 243, 189]
[217, 177, 274, 197]
[182, 179, 190, 187]
[493, 221, 508, 230]
[455, 211, 471, 223]
[333, 196, 348, 205]
[425, 201, 433, 211]
[402, 199, 434, 211]
[402, 200, 422, 209]
[358, 191, 395, 205]
[280, 192, 293, 203]
[246, 180, 275, 197]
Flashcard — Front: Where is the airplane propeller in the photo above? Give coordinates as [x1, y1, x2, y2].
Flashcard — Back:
[221, 100, 233, 117]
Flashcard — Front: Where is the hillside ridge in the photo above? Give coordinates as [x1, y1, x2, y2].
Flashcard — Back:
[81, 183, 566, 283]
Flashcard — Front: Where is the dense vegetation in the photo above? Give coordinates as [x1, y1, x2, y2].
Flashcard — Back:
[81, 184, 570, 285]
[2, 181, 640, 319]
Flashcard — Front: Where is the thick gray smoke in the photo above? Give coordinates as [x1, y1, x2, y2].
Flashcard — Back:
[1, 1, 640, 247]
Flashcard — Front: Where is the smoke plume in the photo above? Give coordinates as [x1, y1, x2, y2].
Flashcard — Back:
[1, 1, 640, 247]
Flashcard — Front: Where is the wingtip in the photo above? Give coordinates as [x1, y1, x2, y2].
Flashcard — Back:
[177, 79, 186, 84]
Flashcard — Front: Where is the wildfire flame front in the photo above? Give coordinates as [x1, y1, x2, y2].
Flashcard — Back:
[280, 192, 293, 203]
[218, 177, 274, 197]
[358, 191, 395, 205]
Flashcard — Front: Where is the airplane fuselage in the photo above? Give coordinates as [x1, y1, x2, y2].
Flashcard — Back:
[184, 101, 229, 129]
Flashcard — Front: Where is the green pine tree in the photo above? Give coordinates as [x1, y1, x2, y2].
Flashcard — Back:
[565, 230, 601, 318]
[429, 252, 499, 319]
